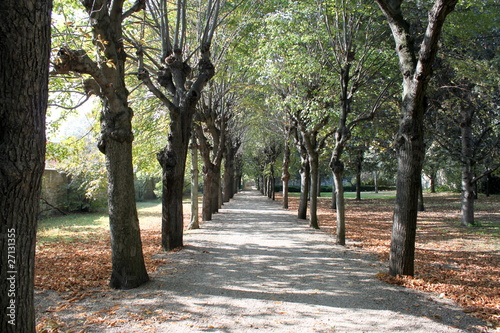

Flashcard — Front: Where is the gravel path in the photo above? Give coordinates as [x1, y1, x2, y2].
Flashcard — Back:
[37, 190, 488, 332]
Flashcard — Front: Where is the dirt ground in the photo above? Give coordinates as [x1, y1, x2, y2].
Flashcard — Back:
[35, 190, 496, 332]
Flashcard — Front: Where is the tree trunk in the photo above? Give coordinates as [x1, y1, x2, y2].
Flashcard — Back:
[430, 171, 437, 193]
[202, 164, 215, 221]
[308, 154, 320, 229]
[0, 1, 51, 330]
[355, 158, 362, 201]
[389, 92, 426, 276]
[282, 130, 291, 209]
[212, 167, 221, 213]
[298, 157, 310, 219]
[377, 0, 458, 277]
[418, 179, 425, 212]
[282, 178, 290, 209]
[143, 177, 157, 200]
[373, 170, 379, 193]
[461, 104, 475, 226]
[332, 160, 346, 245]
[53, 0, 150, 287]
[106, 137, 149, 289]
[235, 155, 243, 193]
[187, 136, 200, 230]
[223, 142, 234, 202]
[158, 127, 190, 250]
[461, 177, 475, 227]
[331, 173, 337, 209]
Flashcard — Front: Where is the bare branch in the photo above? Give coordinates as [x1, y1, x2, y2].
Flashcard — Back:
[348, 77, 396, 131]
[472, 163, 500, 184]
[48, 94, 91, 110]
[123, 0, 146, 20]
[136, 67, 176, 112]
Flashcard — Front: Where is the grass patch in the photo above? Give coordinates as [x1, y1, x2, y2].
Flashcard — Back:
[38, 213, 109, 243]
[35, 199, 193, 295]
[37, 199, 198, 243]
[287, 190, 397, 200]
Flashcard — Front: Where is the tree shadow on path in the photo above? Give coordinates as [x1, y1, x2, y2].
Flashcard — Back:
[41, 190, 488, 332]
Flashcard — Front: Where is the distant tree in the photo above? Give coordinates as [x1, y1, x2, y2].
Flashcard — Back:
[224, 133, 242, 202]
[426, 1, 500, 225]
[134, 0, 224, 250]
[320, 0, 394, 244]
[291, 103, 333, 229]
[195, 85, 230, 221]
[0, 0, 52, 331]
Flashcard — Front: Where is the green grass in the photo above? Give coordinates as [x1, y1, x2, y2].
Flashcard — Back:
[37, 200, 189, 243]
[37, 212, 109, 243]
[288, 191, 397, 200]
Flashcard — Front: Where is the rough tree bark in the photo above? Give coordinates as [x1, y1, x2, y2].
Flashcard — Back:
[460, 101, 475, 226]
[376, 0, 458, 276]
[53, 0, 149, 289]
[0, 0, 52, 330]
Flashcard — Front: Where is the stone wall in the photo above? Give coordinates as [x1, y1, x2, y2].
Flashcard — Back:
[40, 168, 69, 216]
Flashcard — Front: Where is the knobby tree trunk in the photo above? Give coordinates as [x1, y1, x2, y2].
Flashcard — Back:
[0, 0, 51, 330]
[376, 0, 458, 276]
[145, 47, 215, 250]
[136, 0, 220, 251]
[53, 0, 149, 289]
[195, 114, 225, 221]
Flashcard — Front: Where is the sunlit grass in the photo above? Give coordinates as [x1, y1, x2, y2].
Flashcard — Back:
[37, 198, 202, 243]
[37, 213, 108, 243]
